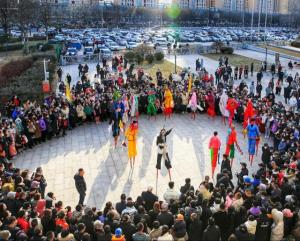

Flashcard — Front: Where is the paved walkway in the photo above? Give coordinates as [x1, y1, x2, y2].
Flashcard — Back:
[14, 115, 261, 209]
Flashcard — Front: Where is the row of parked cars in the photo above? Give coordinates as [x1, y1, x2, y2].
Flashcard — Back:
[52, 27, 298, 57]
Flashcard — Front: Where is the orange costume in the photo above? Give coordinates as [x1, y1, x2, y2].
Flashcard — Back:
[125, 123, 138, 159]
[164, 88, 173, 116]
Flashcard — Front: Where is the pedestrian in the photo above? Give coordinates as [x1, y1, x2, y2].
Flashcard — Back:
[250, 62, 254, 76]
[57, 67, 62, 82]
[74, 168, 86, 206]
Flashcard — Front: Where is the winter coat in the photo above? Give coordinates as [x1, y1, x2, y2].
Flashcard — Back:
[188, 219, 203, 241]
[74, 174, 86, 194]
[270, 209, 284, 241]
[202, 225, 221, 241]
[172, 220, 187, 238]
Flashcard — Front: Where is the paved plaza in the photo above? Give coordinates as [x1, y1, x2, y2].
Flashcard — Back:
[14, 114, 261, 209]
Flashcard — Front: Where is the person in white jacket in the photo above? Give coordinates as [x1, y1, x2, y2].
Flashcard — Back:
[245, 215, 257, 235]
[158, 225, 174, 241]
[270, 208, 284, 241]
[163, 181, 180, 204]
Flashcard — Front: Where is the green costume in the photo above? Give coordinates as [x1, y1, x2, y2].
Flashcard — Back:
[147, 94, 157, 116]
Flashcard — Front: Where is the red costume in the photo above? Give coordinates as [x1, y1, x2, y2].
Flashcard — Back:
[209, 135, 221, 177]
[226, 97, 238, 126]
[243, 99, 255, 129]
[206, 93, 215, 117]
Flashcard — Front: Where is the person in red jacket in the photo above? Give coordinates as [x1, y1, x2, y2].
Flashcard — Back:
[55, 210, 69, 230]
[17, 210, 30, 233]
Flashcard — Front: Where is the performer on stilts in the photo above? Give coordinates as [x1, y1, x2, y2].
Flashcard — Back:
[206, 91, 216, 119]
[130, 92, 139, 120]
[189, 91, 198, 120]
[124, 120, 139, 168]
[242, 99, 255, 138]
[209, 131, 221, 178]
[247, 118, 260, 166]
[147, 90, 157, 120]
[219, 90, 229, 125]
[156, 128, 172, 181]
[225, 125, 242, 167]
[122, 94, 129, 132]
[226, 94, 238, 127]
[111, 107, 123, 149]
[163, 86, 174, 120]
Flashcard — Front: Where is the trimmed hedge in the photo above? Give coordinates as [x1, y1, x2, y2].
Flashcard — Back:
[124, 51, 136, 63]
[220, 46, 234, 54]
[41, 43, 54, 52]
[0, 57, 34, 87]
[154, 52, 164, 61]
[0, 44, 24, 52]
[145, 54, 154, 64]
[135, 53, 143, 64]
[291, 41, 300, 48]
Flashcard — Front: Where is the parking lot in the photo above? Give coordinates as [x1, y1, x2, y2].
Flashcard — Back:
[47, 27, 298, 61]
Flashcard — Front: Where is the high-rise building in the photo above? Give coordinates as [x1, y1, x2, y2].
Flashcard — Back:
[115, 0, 158, 7]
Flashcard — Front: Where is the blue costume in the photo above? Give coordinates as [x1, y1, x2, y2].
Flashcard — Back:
[247, 124, 260, 155]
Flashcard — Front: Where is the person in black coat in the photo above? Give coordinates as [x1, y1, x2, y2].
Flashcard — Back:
[235, 224, 255, 241]
[203, 217, 221, 241]
[116, 194, 127, 215]
[261, 143, 271, 166]
[221, 154, 232, 179]
[157, 203, 174, 229]
[255, 208, 271, 241]
[74, 168, 87, 206]
[213, 203, 230, 241]
[141, 187, 158, 212]
[119, 214, 136, 241]
[180, 178, 195, 196]
[188, 213, 203, 241]
[172, 214, 187, 239]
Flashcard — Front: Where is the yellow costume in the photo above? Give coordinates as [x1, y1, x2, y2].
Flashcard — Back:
[164, 88, 173, 115]
[125, 127, 138, 158]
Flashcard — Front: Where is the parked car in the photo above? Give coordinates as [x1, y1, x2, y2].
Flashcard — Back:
[66, 48, 77, 56]
[84, 46, 94, 55]
[126, 42, 138, 49]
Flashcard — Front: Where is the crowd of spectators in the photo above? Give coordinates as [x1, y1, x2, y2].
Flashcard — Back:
[0, 55, 300, 240]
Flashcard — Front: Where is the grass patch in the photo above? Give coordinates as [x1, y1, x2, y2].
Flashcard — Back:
[136, 59, 182, 79]
[202, 53, 262, 71]
[259, 44, 300, 58]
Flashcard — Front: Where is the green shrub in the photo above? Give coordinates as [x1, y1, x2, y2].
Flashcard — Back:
[220, 46, 234, 54]
[145, 54, 154, 64]
[41, 43, 54, 52]
[124, 51, 135, 63]
[291, 41, 300, 48]
[154, 52, 164, 61]
[135, 53, 144, 64]
[0, 44, 24, 52]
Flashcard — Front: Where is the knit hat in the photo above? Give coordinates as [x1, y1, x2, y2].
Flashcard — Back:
[30, 181, 40, 189]
[94, 220, 103, 230]
[282, 209, 293, 218]
[115, 228, 122, 237]
[0, 230, 11, 240]
[7, 191, 16, 199]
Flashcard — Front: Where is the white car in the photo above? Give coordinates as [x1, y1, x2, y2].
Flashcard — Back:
[84, 46, 94, 55]
[126, 42, 138, 49]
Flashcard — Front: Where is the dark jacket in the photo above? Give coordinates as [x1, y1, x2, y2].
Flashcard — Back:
[74, 174, 86, 194]
[119, 222, 136, 241]
[173, 220, 187, 238]
[188, 219, 203, 241]
[203, 225, 221, 241]
[141, 191, 158, 212]
[235, 227, 255, 241]
[157, 211, 174, 229]
[116, 201, 127, 215]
